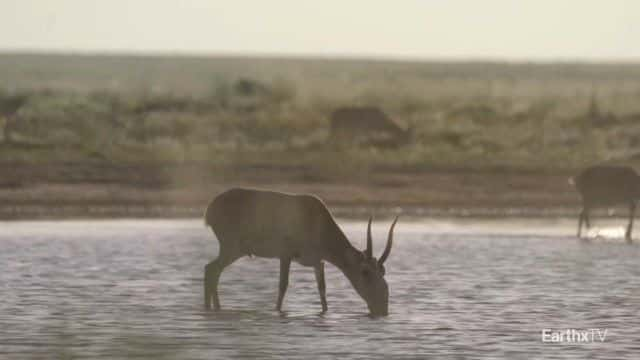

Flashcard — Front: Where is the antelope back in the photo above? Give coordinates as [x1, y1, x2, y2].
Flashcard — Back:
[575, 166, 640, 204]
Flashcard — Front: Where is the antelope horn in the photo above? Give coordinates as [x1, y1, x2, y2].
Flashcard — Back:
[378, 216, 398, 266]
[365, 216, 373, 259]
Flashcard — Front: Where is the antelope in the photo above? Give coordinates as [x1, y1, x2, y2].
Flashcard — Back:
[330, 106, 411, 148]
[571, 165, 640, 242]
[203, 188, 397, 316]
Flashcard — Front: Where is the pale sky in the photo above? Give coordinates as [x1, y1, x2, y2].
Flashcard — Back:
[0, 0, 638, 61]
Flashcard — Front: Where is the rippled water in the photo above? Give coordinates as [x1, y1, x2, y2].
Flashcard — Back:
[1, 218, 639, 359]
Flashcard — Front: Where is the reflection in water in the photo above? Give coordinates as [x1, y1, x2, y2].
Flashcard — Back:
[0, 219, 639, 359]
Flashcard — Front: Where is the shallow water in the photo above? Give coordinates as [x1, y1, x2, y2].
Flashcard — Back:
[1, 218, 639, 359]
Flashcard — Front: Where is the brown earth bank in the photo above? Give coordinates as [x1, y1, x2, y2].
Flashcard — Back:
[0, 162, 592, 220]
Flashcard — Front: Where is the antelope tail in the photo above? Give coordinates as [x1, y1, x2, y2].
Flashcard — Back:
[204, 201, 217, 229]
[568, 176, 576, 186]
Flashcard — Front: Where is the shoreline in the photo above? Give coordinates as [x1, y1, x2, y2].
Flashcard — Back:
[0, 162, 590, 221]
[0, 204, 587, 221]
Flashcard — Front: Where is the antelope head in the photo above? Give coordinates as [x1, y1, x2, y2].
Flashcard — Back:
[351, 216, 397, 316]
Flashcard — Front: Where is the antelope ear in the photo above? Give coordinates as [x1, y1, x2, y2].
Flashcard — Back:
[378, 264, 386, 276]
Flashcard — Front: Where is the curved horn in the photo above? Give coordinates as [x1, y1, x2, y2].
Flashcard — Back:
[378, 216, 398, 265]
[365, 216, 373, 259]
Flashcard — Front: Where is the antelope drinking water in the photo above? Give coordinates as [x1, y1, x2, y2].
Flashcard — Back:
[204, 188, 397, 316]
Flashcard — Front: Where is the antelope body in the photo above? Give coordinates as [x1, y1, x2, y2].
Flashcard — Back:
[330, 106, 411, 148]
[204, 188, 396, 316]
[572, 165, 640, 241]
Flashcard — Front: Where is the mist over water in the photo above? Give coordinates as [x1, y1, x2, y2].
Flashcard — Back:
[1, 219, 639, 359]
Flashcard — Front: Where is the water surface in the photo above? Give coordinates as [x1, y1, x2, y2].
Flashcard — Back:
[1, 218, 639, 359]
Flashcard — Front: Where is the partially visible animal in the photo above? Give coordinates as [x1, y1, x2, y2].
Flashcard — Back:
[203, 188, 397, 316]
[571, 165, 640, 242]
[329, 107, 411, 148]
[0, 93, 29, 144]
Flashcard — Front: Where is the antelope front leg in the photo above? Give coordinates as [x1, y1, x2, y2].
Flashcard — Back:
[626, 202, 636, 243]
[577, 208, 585, 238]
[584, 206, 591, 230]
[276, 258, 291, 311]
[314, 262, 328, 313]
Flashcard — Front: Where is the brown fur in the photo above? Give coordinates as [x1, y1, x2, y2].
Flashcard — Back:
[573, 165, 640, 241]
[203, 188, 394, 315]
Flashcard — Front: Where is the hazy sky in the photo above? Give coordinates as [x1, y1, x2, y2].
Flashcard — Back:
[0, 0, 638, 60]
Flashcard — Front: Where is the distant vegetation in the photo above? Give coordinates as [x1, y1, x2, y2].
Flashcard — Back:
[2, 53, 640, 173]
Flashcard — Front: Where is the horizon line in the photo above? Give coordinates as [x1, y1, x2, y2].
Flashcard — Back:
[1, 48, 640, 65]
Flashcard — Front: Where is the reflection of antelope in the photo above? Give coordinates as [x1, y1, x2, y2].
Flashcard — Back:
[330, 107, 411, 147]
[204, 188, 397, 316]
[571, 165, 640, 242]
